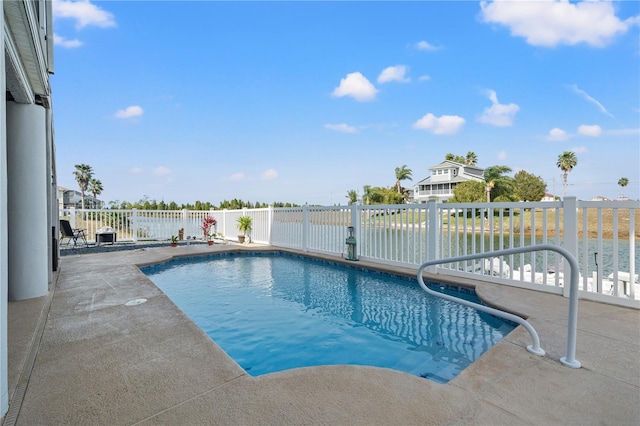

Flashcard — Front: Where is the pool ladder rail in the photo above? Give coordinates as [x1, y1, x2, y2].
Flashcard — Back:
[417, 244, 581, 369]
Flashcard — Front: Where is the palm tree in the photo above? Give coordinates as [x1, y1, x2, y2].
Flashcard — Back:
[88, 178, 103, 208]
[445, 152, 478, 165]
[73, 164, 93, 209]
[395, 165, 413, 193]
[618, 177, 629, 198]
[345, 189, 358, 205]
[483, 165, 513, 202]
[465, 151, 478, 166]
[556, 151, 578, 198]
[363, 185, 372, 205]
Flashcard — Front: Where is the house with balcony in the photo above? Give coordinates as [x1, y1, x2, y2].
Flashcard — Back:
[412, 160, 484, 203]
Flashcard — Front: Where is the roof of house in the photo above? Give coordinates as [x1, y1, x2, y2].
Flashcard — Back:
[429, 160, 484, 173]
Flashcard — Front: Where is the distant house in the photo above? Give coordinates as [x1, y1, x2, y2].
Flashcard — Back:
[541, 193, 558, 202]
[58, 186, 103, 209]
[412, 160, 484, 203]
[589, 196, 611, 202]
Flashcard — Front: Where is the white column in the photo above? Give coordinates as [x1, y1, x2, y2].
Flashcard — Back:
[7, 102, 48, 300]
[0, 0, 9, 415]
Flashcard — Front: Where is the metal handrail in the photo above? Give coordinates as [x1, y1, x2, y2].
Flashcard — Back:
[417, 244, 581, 368]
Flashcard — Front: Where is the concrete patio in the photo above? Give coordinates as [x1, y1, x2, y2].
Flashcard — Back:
[4, 244, 639, 425]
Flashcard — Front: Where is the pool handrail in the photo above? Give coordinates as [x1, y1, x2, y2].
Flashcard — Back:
[417, 244, 581, 368]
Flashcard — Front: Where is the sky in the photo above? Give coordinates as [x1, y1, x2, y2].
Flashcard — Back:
[52, 0, 640, 206]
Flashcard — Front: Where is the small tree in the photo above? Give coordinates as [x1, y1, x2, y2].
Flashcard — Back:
[449, 181, 485, 203]
[237, 216, 253, 242]
[513, 170, 547, 201]
[346, 189, 358, 205]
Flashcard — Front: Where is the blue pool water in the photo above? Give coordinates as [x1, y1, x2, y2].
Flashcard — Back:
[141, 252, 515, 383]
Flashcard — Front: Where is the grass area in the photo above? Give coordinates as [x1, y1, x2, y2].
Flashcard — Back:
[445, 208, 639, 239]
[363, 207, 639, 239]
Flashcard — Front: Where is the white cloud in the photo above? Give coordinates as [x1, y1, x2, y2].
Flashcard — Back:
[324, 123, 358, 134]
[262, 169, 278, 180]
[569, 85, 614, 117]
[153, 166, 172, 176]
[418, 75, 431, 82]
[546, 128, 569, 141]
[498, 150, 507, 160]
[114, 105, 144, 119]
[52, 0, 117, 29]
[331, 72, 378, 102]
[577, 124, 602, 137]
[229, 172, 245, 181]
[377, 65, 410, 84]
[53, 33, 83, 48]
[415, 40, 442, 51]
[480, 0, 638, 48]
[478, 90, 520, 127]
[413, 113, 465, 135]
[130, 167, 143, 175]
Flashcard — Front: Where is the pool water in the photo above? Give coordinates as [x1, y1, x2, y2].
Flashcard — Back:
[142, 252, 515, 383]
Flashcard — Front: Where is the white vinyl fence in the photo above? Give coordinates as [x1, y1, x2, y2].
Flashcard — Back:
[61, 197, 639, 308]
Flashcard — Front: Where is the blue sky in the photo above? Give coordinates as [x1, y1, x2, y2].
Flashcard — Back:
[52, 0, 640, 205]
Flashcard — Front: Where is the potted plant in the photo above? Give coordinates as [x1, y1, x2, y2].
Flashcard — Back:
[201, 215, 217, 245]
[170, 235, 179, 247]
[237, 216, 252, 244]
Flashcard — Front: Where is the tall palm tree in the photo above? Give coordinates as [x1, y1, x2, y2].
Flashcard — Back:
[618, 177, 629, 198]
[73, 164, 93, 209]
[395, 165, 413, 193]
[483, 165, 513, 202]
[88, 178, 103, 208]
[556, 151, 578, 198]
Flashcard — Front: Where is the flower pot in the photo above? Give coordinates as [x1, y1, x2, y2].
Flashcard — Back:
[171, 242, 178, 247]
[238, 235, 246, 244]
[207, 240, 213, 246]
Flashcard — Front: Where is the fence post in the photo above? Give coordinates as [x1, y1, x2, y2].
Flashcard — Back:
[131, 208, 138, 242]
[222, 209, 227, 240]
[562, 196, 578, 298]
[427, 200, 439, 273]
[69, 207, 76, 228]
[181, 209, 188, 238]
[302, 204, 309, 252]
[351, 204, 361, 257]
[268, 204, 273, 245]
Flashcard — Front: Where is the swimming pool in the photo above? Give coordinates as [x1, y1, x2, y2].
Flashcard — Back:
[141, 252, 515, 383]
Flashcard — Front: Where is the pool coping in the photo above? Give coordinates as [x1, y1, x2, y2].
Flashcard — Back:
[6, 243, 640, 425]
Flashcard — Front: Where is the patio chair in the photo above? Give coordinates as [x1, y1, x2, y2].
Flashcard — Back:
[59, 219, 87, 247]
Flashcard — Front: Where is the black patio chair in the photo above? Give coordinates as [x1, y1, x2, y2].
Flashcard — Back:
[59, 219, 87, 247]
